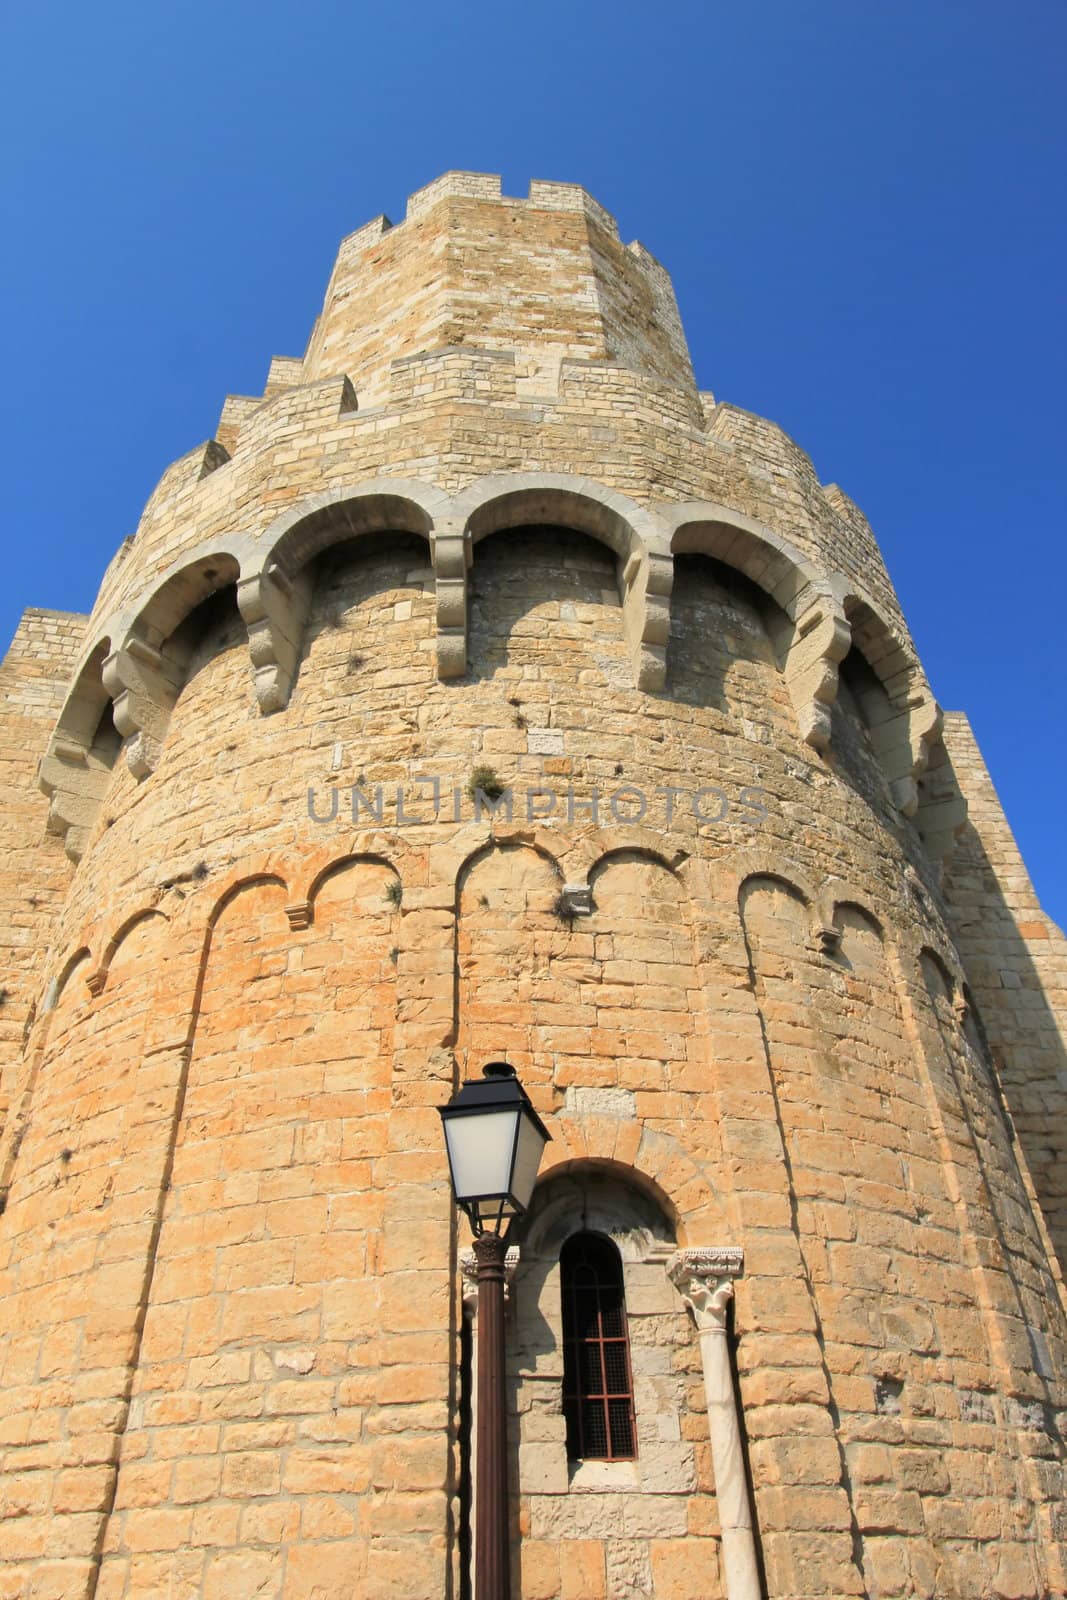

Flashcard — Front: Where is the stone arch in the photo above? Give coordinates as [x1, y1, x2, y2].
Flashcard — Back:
[458, 473, 654, 558]
[427, 825, 564, 897]
[262, 482, 440, 575]
[725, 859, 816, 916]
[97, 907, 170, 989]
[526, 1153, 686, 1248]
[49, 947, 92, 1014]
[830, 900, 886, 971]
[666, 501, 849, 750]
[101, 551, 243, 780]
[454, 472, 670, 690]
[813, 880, 888, 962]
[125, 551, 243, 646]
[543, 1119, 726, 1242]
[558, 829, 689, 893]
[38, 635, 121, 861]
[207, 871, 289, 933]
[298, 530, 435, 731]
[241, 480, 445, 708]
[737, 873, 813, 983]
[668, 547, 801, 746]
[833, 591, 950, 824]
[300, 851, 401, 920]
[919, 944, 954, 1004]
[454, 834, 563, 904]
[667, 502, 827, 620]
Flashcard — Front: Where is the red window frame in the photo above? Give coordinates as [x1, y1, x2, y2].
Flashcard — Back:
[560, 1231, 637, 1462]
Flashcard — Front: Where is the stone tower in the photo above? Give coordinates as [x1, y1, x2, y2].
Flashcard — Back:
[0, 172, 1064, 1600]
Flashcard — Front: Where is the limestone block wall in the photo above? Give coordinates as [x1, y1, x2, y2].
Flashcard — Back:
[0, 174, 1065, 1600]
[0, 610, 85, 1129]
[940, 713, 1067, 1276]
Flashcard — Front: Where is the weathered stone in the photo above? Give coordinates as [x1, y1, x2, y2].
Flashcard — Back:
[0, 170, 1063, 1600]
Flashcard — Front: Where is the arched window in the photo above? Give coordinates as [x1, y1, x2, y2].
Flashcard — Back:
[560, 1232, 637, 1462]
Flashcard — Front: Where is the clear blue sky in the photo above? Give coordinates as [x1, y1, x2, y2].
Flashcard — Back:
[3, 2, 1064, 921]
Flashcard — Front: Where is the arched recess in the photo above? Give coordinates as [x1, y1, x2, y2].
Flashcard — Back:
[835, 596, 939, 803]
[667, 550, 799, 739]
[101, 863, 400, 1574]
[242, 481, 445, 708]
[585, 849, 713, 1120]
[913, 734, 969, 865]
[49, 946, 93, 1016]
[98, 907, 170, 989]
[39, 637, 121, 860]
[454, 840, 564, 1087]
[504, 1163, 723, 1598]
[103, 551, 242, 779]
[830, 900, 886, 978]
[463, 522, 629, 713]
[666, 504, 849, 750]
[454, 474, 670, 690]
[297, 530, 434, 737]
[919, 945, 955, 1007]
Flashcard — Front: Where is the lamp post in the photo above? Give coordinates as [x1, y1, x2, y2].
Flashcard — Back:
[438, 1063, 551, 1600]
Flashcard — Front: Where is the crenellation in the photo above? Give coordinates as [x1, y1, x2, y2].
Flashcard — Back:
[2, 173, 1064, 1600]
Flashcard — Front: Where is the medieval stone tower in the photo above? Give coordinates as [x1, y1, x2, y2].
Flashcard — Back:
[0, 172, 1064, 1600]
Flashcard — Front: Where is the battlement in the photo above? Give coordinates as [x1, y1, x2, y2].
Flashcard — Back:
[335, 172, 624, 253]
[300, 171, 695, 405]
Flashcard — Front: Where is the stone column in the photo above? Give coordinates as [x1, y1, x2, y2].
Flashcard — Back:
[667, 1248, 761, 1600]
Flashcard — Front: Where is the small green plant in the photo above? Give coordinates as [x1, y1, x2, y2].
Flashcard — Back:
[385, 880, 402, 908]
[347, 653, 365, 674]
[389, 946, 399, 965]
[468, 765, 506, 802]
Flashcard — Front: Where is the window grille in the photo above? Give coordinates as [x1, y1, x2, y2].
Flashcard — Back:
[560, 1231, 637, 1461]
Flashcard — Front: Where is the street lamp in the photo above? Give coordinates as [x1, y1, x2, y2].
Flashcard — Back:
[439, 1063, 551, 1600]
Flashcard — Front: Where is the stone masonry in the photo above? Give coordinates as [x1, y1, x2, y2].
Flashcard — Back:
[0, 171, 1064, 1600]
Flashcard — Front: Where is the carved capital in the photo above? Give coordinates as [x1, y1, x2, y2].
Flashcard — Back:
[667, 1246, 743, 1332]
[459, 1244, 520, 1313]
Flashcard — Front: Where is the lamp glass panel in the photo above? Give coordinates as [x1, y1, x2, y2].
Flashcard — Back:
[443, 1108, 520, 1201]
[510, 1110, 548, 1212]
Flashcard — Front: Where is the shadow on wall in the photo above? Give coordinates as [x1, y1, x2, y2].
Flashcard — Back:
[465, 526, 627, 684]
[941, 812, 1067, 1279]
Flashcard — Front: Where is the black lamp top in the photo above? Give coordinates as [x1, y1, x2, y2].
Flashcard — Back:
[438, 1061, 551, 1139]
